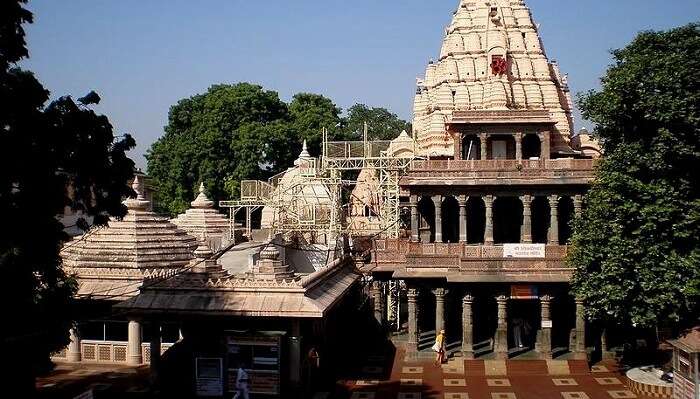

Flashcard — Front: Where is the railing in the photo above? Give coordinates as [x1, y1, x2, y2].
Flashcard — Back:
[410, 158, 596, 172]
[375, 239, 569, 259]
[54, 340, 173, 364]
[325, 140, 392, 159]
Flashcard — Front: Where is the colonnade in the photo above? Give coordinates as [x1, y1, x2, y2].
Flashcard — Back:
[409, 193, 583, 245]
[397, 287, 587, 360]
[458, 132, 550, 161]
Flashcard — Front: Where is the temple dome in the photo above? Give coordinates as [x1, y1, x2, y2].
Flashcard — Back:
[171, 182, 231, 250]
[413, 0, 576, 157]
[61, 175, 197, 299]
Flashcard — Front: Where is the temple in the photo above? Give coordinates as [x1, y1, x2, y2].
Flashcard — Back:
[54, 0, 605, 396]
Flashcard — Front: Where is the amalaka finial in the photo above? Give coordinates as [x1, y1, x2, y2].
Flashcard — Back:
[191, 181, 213, 208]
[132, 175, 145, 200]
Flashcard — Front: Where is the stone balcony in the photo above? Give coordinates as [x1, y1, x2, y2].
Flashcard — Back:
[403, 158, 596, 186]
[371, 239, 574, 283]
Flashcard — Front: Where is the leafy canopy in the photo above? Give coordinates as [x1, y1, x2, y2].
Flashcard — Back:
[147, 86, 409, 216]
[0, 0, 136, 391]
[569, 23, 700, 329]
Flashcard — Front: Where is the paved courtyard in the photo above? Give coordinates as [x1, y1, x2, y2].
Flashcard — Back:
[333, 349, 652, 399]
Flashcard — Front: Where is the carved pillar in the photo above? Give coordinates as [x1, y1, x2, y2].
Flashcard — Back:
[574, 297, 587, 359]
[433, 288, 448, 334]
[515, 132, 523, 161]
[407, 288, 420, 353]
[573, 195, 583, 219]
[494, 295, 509, 359]
[372, 281, 385, 325]
[67, 326, 81, 362]
[536, 295, 553, 359]
[458, 196, 468, 243]
[127, 319, 143, 366]
[410, 196, 419, 242]
[548, 195, 559, 245]
[433, 195, 443, 243]
[462, 293, 474, 359]
[479, 133, 489, 160]
[484, 195, 494, 245]
[520, 195, 533, 243]
[540, 131, 551, 160]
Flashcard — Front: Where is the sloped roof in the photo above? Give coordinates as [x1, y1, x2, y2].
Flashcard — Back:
[171, 182, 230, 240]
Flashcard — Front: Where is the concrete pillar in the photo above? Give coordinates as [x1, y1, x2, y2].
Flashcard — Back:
[433, 288, 448, 334]
[372, 281, 385, 326]
[548, 195, 560, 245]
[520, 195, 533, 243]
[407, 288, 420, 353]
[410, 196, 419, 242]
[574, 195, 583, 219]
[67, 326, 81, 362]
[484, 195, 494, 245]
[479, 133, 489, 160]
[432, 195, 443, 243]
[494, 295, 509, 359]
[461, 293, 474, 359]
[458, 196, 468, 243]
[515, 132, 523, 161]
[127, 319, 143, 366]
[536, 295, 553, 359]
[289, 320, 302, 388]
[574, 297, 587, 359]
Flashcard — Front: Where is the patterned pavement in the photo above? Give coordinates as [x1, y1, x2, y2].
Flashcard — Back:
[335, 350, 652, 399]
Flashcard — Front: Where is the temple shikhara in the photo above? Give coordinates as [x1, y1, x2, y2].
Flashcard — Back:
[56, 0, 604, 396]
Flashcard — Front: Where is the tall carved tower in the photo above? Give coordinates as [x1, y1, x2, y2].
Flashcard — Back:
[412, 0, 574, 157]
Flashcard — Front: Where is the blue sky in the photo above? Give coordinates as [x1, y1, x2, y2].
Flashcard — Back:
[22, 0, 700, 170]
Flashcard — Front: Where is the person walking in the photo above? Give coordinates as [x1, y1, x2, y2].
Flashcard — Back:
[433, 329, 446, 365]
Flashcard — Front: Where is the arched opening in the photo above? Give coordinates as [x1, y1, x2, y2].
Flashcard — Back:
[487, 135, 517, 160]
[558, 196, 575, 244]
[418, 196, 435, 243]
[442, 196, 460, 243]
[493, 197, 523, 244]
[522, 133, 541, 159]
[461, 134, 481, 160]
[531, 196, 550, 244]
[466, 197, 485, 244]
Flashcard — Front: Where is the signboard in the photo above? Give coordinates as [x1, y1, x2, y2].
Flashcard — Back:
[195, 357, 224, 397]
[504, 244, 546, 258]
[541, 320, 553, 328]
[510, 285, 539, 299]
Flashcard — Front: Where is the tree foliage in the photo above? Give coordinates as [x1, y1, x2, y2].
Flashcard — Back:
[569, 23, 700, 329]
[0, 0, 136, 391]
[147, 86, 409, 215]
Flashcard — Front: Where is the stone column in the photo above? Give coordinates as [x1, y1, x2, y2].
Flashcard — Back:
[372, 281, 385, 326]
[433, 288, 448, 334]
[573, 195, 583, 219]
[289, 320, 302, 388]
[574, 297, 587, 359]
[515, 132, 523, 161]
[407, 288, 420, 353]
[127, 319, 143, 366]
[494, 295, 509, 359]
[484, 195, 494, 245]
[479, 133, 489, 160]
[458, 196, 468, 243]
[548, 195, 559, 245]
[410, 196, 419, 242]
[520, 195, 533, 243]
[461, 293, 474, 359]
[433, 195, 443, 243]
[536, 295, 553, 359]
[67, 326, 81, 362]
[539, 131, 551, 160]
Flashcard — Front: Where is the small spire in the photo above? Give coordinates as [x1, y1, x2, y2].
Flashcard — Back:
[191, 181, 214, 208]
[132, 175, 145, 200]
[299, 140, 310, 158]
[125, 174, 150, 210]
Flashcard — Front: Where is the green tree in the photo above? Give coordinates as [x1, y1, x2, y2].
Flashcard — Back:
[289, 93, 342, 155]
[146, 83, 290, 214]
[569, 23, 700, 330]
[0, 0, 136, 392]
[340, 103, 411, 141]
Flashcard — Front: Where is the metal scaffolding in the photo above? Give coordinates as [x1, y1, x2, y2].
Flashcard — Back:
[221, 127, 416, 240]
